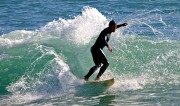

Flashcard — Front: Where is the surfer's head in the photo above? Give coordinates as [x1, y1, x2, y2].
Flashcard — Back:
[109, 20, 117, 32]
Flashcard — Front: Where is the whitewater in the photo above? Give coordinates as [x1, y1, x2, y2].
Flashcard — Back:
[0, 1, 180, 106]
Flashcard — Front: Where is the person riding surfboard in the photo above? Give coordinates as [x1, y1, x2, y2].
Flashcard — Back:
[84, 20, 128, 81]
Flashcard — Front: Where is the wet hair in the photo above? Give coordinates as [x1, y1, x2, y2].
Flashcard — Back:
[109, 20, 116, 27]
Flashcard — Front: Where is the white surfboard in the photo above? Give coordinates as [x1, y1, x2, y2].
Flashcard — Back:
[86, 78, 114, 88]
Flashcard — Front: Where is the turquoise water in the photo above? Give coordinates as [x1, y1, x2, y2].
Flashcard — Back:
[0, 0, 180, 106]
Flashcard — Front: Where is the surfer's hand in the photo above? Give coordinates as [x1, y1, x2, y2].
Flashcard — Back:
[108, 46, 112, 52]
[122, 23, 128, 26]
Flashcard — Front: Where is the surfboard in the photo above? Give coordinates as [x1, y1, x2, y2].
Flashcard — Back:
[76, 78, 114, 96]
[85, 78, 114, 88]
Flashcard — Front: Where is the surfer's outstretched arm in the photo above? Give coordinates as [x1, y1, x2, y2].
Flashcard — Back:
[117, 23, 128, 28]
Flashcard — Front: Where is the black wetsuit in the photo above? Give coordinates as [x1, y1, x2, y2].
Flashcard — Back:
[84, 24, 123, 79]
[84, 27, 112, 79]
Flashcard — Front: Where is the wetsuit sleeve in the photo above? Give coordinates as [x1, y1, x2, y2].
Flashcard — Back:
[105, 37, 109, 47]
[117, 23, 126, 28]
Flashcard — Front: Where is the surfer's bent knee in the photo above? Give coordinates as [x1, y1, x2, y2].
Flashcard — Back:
[103, 61, 109, 67]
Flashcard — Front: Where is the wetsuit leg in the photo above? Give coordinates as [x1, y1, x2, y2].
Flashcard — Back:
[84, 65, 99, 79]
[96, 49, 109, 78]
[84, 47, 101, 79]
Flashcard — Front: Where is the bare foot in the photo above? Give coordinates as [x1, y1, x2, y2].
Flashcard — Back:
[84, 77, 88, 81]
[95, 77, 100, 81]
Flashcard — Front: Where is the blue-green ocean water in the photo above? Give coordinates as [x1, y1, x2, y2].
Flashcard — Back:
[0, 0, 180, 106]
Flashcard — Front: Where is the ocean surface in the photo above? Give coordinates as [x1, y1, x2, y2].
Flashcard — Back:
[0, 0, 180, 106]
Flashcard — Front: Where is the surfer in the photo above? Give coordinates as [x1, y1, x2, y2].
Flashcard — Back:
[84, 20, 128, 81]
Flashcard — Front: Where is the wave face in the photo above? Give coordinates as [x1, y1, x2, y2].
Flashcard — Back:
[0, 7, 179, 105]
